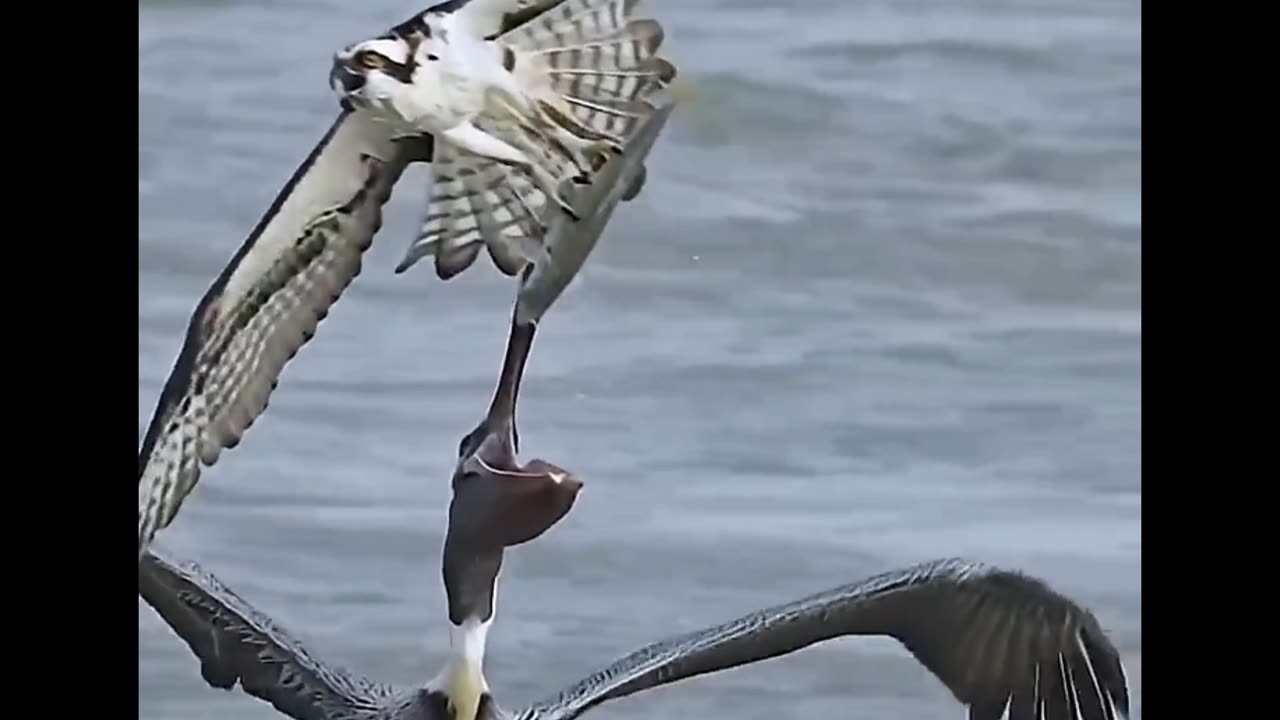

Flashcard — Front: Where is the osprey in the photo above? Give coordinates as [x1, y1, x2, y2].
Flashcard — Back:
[137, 2, 667, 562]
[330, 0, 676, 280]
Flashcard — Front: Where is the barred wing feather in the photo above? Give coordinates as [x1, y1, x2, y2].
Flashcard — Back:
[503, 0, 677, 140]
[137, 112, 418, 558]
[399, 121, 555, 279]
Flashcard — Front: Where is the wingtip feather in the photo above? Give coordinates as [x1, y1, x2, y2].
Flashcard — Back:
[436, 241, 483, 280]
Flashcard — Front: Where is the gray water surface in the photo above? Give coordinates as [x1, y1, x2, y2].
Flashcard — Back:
[139, 1, 1142, 717]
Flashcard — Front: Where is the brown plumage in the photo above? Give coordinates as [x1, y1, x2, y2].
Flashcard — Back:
[443, 316, 582, 625]
[140, 549, 1132, 720]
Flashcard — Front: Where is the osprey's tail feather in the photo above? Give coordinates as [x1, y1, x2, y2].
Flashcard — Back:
[400, 143, 485, 278]
[469, 163, 551, 277]
[399, 135, 552, 279]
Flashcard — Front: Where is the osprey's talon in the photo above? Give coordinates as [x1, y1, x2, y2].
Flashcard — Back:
[585, 138, 624, 158]
[557, 197, 582, 222]
[568, 150, 595, 177]
[572, 173, 591, 186]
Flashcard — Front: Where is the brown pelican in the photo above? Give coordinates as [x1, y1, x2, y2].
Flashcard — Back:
[435, 315, 583, 720]
[140, 307, 1129, 718]
[421, 95, 673, 703]
[137, 0, 672, 560]
[139, 548, 1130, 720]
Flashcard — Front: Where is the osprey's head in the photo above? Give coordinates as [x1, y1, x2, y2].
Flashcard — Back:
[330, 37, 418, 109]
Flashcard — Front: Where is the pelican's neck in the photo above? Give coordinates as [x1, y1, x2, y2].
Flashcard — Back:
[450, 615, 492, 670]
[430, 616, 493, 720]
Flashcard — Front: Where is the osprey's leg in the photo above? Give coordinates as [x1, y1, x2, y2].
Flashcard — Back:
[542, 124, 607, 183]
[532, 99, 625, 178]
[439, 123, 581, 222]
[534, 99, 626, 151]
[488, 89, 595, 183]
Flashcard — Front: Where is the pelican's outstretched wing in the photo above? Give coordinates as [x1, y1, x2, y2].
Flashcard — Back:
[518, 558, 1131, 720]
[140, 550, 399, 720]
[137, 111, 428, 559]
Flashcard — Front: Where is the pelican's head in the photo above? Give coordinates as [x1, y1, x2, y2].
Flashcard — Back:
[330, 37, 418, 111]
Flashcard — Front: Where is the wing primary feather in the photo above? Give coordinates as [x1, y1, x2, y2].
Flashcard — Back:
[139, 116, 408, 558]
[515, 559, 1131, 720]
[500, 0, 641, 51]
[140, 549, 396, 718]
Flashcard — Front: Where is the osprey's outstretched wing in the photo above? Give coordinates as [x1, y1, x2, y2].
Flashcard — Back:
[392, 0, 567, 40]
[140, 550, 400, 720]
[137, 111, 429, 558]
[500, 0, 677, 141]
[518, 558, 1131, 720]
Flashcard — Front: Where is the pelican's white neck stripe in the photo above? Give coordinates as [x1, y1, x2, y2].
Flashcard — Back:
[451, 615, 492, 667]
[427, 616, 495, 720]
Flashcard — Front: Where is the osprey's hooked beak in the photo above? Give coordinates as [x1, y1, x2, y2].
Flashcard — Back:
[329, 53, 366, 98]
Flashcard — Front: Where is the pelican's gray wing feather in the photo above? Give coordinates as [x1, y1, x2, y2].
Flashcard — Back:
[140, 550, 400, 720]
[519, 558, 1130, 720]
[137, 111, 425, 559]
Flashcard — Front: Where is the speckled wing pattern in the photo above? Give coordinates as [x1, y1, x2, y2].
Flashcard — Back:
[400, 0, 676, 280]
[516, 558, 1131, 720]
[137, 113, 417, 559]
[140, 550, 401, 720]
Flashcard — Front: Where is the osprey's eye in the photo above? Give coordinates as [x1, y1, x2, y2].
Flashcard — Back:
[359, 52, 386, 70]
[426, 53, 439, 61]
